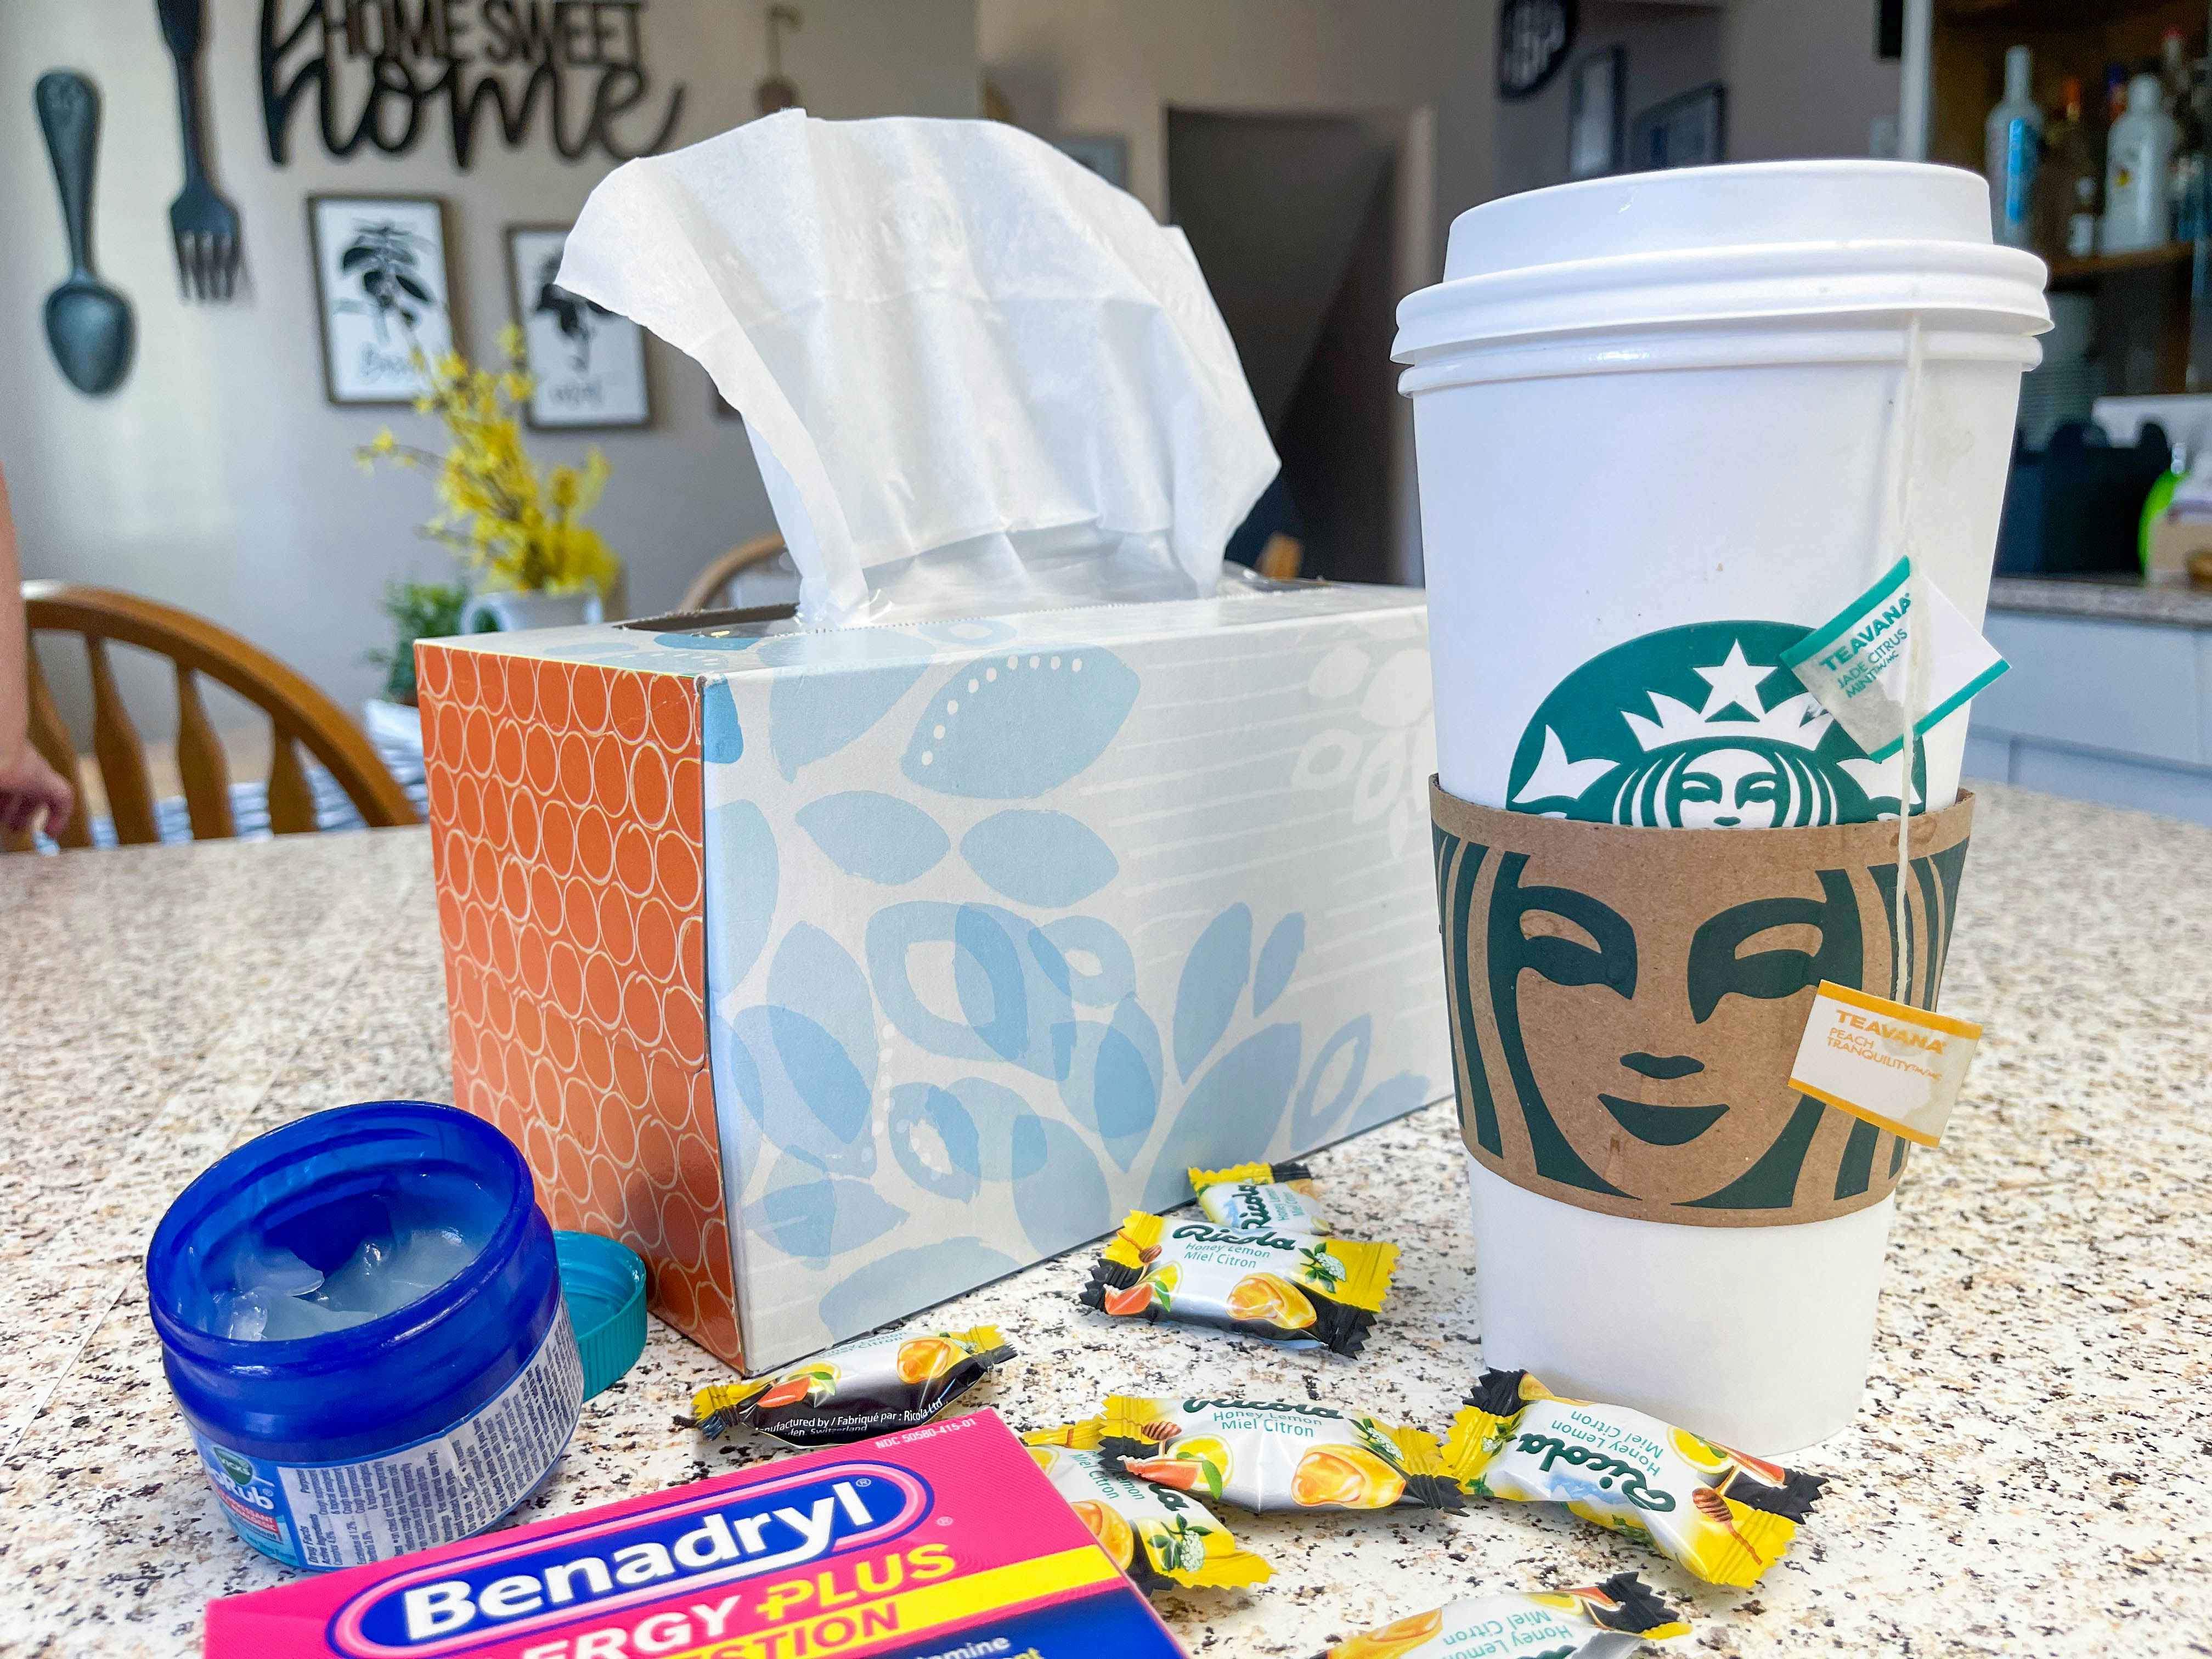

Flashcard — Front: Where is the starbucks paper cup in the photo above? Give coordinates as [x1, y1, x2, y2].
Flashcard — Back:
[1396, 162, 2047, 1453]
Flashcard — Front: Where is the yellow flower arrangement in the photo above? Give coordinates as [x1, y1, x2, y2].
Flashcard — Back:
[356, 324, 619, 597]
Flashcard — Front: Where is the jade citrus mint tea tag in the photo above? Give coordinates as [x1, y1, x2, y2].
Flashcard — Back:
[1779, 556, 2009, 763]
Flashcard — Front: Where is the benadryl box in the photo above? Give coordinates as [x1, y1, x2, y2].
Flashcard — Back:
[416, 583, 1447, 1372]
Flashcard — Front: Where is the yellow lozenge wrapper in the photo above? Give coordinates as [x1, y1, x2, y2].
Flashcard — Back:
[1022, 1420, 1271, 1594]
[1311, 1572, 1689, 1659]
[1443, 1369, 1828, 1588]
[1079, 1211, 1397, 1356]
[1099, 1395, 1464, 1513]
[679, 1325, 1014, 1448]
[1189, 1160, 1332, 1234]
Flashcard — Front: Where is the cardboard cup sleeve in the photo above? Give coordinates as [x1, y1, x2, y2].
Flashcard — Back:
[1430, 780, 1975, 1229]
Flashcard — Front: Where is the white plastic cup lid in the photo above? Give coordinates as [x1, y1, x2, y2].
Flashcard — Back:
[1395, 160, 2050, 365]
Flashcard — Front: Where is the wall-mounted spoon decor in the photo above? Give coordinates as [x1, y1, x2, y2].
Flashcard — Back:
[36, 71, 134, 396]
[157, 0, 242, 300]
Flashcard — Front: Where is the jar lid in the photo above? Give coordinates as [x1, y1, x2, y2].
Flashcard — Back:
[555, 1232, 648, 1401]
[1394, 160, 2050, 368]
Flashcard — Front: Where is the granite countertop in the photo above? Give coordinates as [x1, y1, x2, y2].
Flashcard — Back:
[1988, 572, 2212, 628]
[3, 783, 2209, 1656]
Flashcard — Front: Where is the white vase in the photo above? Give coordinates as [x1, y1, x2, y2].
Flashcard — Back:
[459, 589, 605, 635]
[360, 697, 424, 757]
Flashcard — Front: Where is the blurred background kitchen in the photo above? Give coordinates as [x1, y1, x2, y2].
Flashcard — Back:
[6, 0, 2211, 850]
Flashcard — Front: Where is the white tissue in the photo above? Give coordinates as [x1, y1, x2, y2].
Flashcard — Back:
[558, 110, 1278, 625]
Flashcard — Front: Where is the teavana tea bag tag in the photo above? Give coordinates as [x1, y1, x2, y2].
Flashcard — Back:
[1788, 980, 1982, 1148]
[1780, 556, 2010, 760]
[1782, 320, 1984, 1155]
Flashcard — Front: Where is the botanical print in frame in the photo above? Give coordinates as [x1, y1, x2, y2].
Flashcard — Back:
[1632, 81, 1729, 172]
[506, 224, 651, 430]
[308, 194, 455, 405]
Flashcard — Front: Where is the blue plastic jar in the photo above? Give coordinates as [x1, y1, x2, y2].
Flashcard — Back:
[148, 1102, 585, 1571]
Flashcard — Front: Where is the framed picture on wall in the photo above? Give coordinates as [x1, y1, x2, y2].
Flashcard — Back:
[506, 225, 651, 430]
[307, 195, 455, 405]
[1632, 82, 1728, 171]
[1567, 47, 1625, 179]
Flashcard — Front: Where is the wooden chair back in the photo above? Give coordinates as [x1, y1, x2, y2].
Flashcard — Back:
[671, 530, 1306, 620]
[1256, 532, 1304, 582]
[677, 533, 790, 613]
[7, 582, 417, 853]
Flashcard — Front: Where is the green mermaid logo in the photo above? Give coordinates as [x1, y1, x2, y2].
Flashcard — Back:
[1507, 622, 1923, 827]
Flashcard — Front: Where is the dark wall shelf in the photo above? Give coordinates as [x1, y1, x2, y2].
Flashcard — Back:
[2045, 242, 2194, 289]
[1938, 0, 2194, 26]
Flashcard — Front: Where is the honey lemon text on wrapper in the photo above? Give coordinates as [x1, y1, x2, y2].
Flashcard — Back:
[1314, 1572, 1689, 1659]
[1190, 1160, 1333, 1234]
[681, 1325, 1014, 1447]
[1080, 1212, 1398, 1356]
[1023, 1420, 1271, 1594]
[1100, 1395, 1464, 1513]
[1444, 1370, 1827, 1588]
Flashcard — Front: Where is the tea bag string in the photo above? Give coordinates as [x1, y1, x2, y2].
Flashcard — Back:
[1886, 317, 1929, 1007]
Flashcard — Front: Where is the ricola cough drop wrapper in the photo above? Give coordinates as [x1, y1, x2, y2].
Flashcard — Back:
[1100, 1395, 1464, 1513]
[1023, 1420, 1271, 1594]
[681, 1325, 1014, 1447]
[1446, 1370, 1827, 1587]
[1313, 1572, 1689, 1659]
[1080, 1212, 1397, 1355]
[1189, 1160, 1332, 1234]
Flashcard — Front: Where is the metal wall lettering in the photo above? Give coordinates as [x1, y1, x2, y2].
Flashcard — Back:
[259, 0, 685, 169]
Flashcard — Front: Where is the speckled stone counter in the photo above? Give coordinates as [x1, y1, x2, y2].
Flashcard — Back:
[1989, 572, 2212, 628]
[3, 784, 2208, 1656]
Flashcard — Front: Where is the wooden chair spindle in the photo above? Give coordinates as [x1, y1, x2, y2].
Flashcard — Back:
[22, 646, 90, 849]
[266, 730, 318, 835]
[173, 664, 235, 839]
[87, 636, 160, 845]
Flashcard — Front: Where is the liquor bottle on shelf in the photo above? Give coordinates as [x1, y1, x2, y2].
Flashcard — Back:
[1985, 44, 2042, 249]
[2162, 30, 2194, 132]
[2040, 76, 2101, 259]
[2163, 30, 2207, 242]
[2107, 70, 2180, 253]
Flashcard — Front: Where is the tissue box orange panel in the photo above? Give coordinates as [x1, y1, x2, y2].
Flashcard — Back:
[418, 646, 742, 1363]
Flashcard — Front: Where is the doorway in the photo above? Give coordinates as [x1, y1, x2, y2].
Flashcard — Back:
[1166, 108, 1430, 585]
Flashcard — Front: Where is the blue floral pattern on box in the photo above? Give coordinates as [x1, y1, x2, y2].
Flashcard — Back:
[659, 586, 1446, 1366]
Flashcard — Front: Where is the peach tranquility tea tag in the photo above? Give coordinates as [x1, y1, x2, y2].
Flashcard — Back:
[1788, 980, 1981, 1148]
[1780, 557, 2008, 761]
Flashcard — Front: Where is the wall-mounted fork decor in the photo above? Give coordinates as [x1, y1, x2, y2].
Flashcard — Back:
[158, 0, 244, 300]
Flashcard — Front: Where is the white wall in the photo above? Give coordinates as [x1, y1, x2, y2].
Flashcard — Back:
[1722, 0, 1897, 164]
[981, 0, 1492, 585]
[1494, 0, 1895, 196]
[980, 0, 1491, 268]
[1493, 1, 1726, 198]
[3, 0, 978, 724]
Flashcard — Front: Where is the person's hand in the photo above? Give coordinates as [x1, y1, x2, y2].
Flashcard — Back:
[0, 744, 74, 839]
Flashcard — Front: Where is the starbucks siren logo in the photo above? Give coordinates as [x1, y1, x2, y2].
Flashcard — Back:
[1508, 620, 1923, 828]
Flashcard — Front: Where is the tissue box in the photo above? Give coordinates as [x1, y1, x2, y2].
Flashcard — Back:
[417, 584, 1448, 1371]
